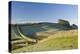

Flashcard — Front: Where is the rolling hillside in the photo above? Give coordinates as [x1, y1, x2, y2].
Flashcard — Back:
[12, 30, 78, 53]
[10, 22, 78, 53]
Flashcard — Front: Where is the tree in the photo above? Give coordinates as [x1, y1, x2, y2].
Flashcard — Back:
[71, 24, 78, 29]
[58, 19, 70, 27]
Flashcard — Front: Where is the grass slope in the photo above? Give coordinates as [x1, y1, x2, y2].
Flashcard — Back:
[12, 30, 78, 53]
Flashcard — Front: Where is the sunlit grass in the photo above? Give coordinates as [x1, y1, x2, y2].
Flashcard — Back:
[12, 30, 78, 53]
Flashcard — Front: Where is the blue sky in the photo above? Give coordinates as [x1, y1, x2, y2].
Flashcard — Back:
[11, 1, 78, 25]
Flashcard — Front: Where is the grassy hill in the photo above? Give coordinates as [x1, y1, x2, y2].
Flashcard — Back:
[11, 30, 78, 53]
[9, 22, 78, 53]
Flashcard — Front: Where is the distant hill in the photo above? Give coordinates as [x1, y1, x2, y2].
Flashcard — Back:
[11, 22, 73, 30]
[11, 22, 73, 35]
[10, 19, 78, 39]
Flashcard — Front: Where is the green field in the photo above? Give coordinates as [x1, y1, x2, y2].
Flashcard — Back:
[11, 30, 78, 53]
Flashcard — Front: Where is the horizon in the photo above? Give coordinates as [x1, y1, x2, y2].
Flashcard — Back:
[10, 1, 78, 25]
[10, 20, 78, 26]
